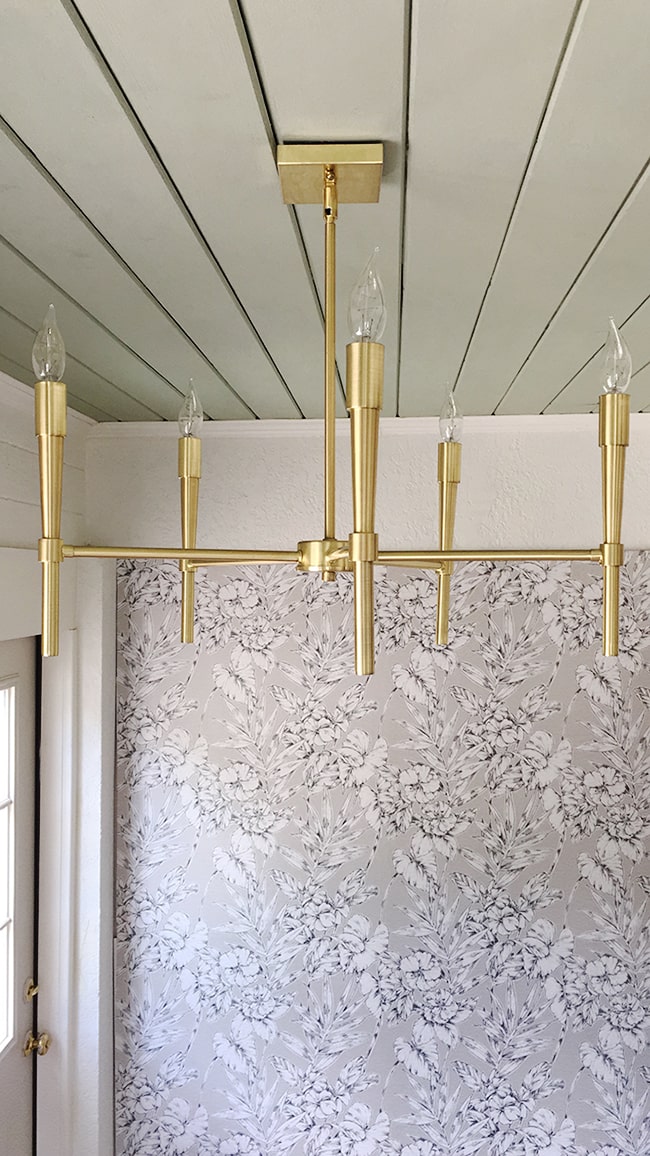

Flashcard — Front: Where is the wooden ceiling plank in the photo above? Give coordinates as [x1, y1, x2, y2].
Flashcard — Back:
[0, 128, 251, 420]
[240, 0, 407, 417]
[0, 0, 297, 418]
[398, 0, 578, 418]
[68, 0, 329, 419]
[456, 0, 650, 416]
[499, 160, 650, 414]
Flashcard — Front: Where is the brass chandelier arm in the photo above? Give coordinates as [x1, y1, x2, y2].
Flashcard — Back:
[62, 545, 300, 564]
[378, 548, 604, 565]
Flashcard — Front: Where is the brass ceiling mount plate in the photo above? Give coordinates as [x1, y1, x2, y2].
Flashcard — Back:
[277, 143, 383, 204]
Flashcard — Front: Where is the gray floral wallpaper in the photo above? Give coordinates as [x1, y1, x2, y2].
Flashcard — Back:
[115, 556, 650, 1156]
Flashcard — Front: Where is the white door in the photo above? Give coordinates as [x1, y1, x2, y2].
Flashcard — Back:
[0, 638, 37, 1153]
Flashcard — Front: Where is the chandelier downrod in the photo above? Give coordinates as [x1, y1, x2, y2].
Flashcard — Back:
[323, 165, 337, 574]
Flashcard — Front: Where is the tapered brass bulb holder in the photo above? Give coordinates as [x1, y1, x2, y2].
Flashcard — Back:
[599, 390, 629, 656]
[436, 439, 462, 646]
[35, 379, 66, 657]
[178, 435, 201, 643]
[346, 340, 384, 675]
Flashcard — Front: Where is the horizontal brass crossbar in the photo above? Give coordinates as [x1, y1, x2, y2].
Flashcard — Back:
[61, 544, 603, 566]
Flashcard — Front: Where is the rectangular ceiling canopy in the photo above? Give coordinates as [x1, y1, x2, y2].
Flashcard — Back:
[277, 143, 383, 204]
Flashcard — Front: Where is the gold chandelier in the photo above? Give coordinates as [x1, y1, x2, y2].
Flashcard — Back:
[33, 143, 631, 674]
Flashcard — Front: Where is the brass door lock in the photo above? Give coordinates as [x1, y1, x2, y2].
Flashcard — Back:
[23, 1030, 51, 1057]
[24, 978, 39, 1002]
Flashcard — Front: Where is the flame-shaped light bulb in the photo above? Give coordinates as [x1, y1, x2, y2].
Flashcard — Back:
[178, 380, 203, 437]
[439, 391, 463, 442]
[32, 304, 66, 381]
[601, 317, 632, 394]
[348, 248, 387, 342]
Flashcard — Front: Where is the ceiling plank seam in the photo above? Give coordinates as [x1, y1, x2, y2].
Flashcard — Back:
[0, 113, 256, 420]
[0, 233, 181, 419]
[231, 0, 347, 409]
[448, 0, 587, 411]
[539, 177, 650, 412]
[0, 304, 119, 421]
[59, 0, 303, 418]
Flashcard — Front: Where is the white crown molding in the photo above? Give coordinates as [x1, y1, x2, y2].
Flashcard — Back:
[84, 412, 650, 442]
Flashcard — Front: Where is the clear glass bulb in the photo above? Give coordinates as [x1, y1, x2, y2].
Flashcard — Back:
[348, 248, 387, 342]
[178, 379, 203, 436]
[601, 317, 632, 393]
[32, 304, 66, 381]
[439, 391, 463, 442]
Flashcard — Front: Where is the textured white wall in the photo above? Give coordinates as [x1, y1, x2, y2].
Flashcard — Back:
[85, 414, 650, 551]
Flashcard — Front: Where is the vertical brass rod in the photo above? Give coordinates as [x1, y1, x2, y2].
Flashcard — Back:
[354, 562, 374, 674]
[181, 569, 195, 640]
[435, 440, 461, 646]
[178, 438, 201, 643]
[35, 380, 66, 657]
[602, 562, 620, 656]
[599, 392, 629, 657]
[42, 557, 60, 658]
[436, 571, 451, 646]
[323, 166, 337, 574]
[347, 342, 384, 675]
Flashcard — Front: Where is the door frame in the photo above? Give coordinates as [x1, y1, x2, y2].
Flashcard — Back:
[0, 548, 116, 1156]
[0, 635, 37, 1154]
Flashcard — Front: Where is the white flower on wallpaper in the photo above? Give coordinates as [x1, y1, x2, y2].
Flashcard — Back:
[115, 557, 650, 1156]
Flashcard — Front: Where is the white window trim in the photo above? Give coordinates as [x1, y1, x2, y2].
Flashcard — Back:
[0, 547, 115, 1156]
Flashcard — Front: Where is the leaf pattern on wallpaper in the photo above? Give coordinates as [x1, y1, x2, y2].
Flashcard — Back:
[115, 557, 650, 1156]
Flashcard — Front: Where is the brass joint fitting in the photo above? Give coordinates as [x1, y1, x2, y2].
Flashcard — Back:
[438, 440, 462, 483]
[349, 532, 378, 563]
[323, 166, 338, 220]
[599, 392, 630, 447]
[38, 537, 64, 564]
[601, 542, 624, 567]
[346, 343, 384, 410]
[179, 558, 196, 574]
[178, 437, 202, 479]
[35, 380, 67, 438]
[297, 538, 351, 573]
